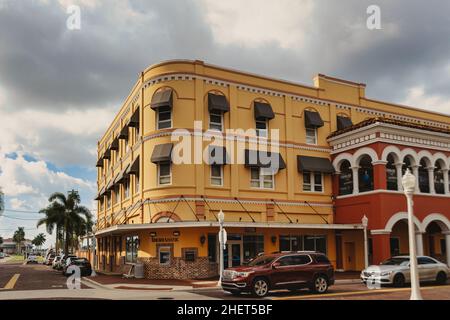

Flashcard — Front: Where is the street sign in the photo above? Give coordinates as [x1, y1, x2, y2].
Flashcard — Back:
[218, 228, 227, 250]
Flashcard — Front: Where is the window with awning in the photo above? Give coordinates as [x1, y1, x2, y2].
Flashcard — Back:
[151, 143, 174, 164]
[297, 156, 334, 174]
[254, 102, 275, 120]
[337, 116, 353, 130]
[127, 156, 140, 175]
[110, 137, 119, 151]
[103, 149, 111, 160]
[304, 110, 324, 128]
[96, 157, 104, 168]
[244, 150, 286, 171]
[207, 146, 229, 165]
[118, 125, 129, 140]
[151, 89, 173, 110]
[128, 108, 140, 128]
[115, 164, 130, 184]
[95, 186, 106, 200]
[208, 93, 229, 113]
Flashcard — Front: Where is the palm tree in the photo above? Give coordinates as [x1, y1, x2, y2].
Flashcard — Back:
[32, 233, 46, 251]
[13, 227, 25, 254]
[38, 190, 92, 255]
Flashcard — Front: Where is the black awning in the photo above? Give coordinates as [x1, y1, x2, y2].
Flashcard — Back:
[208, 93, 229, 113]
[244, 150, 286, 170]
[103, 148, 111, 160]
[151, 89, 173, 110]
[127, 156, 140, 175]
[118, 125, 129, 140]
[128, 108, 140, 128]
[297, 156, 334, 174]
[110, 137, 119, 151]
[95, 186, 106, 200]
[254, 102, 275, 120]
[106, 180, 115, 191]
[151, 143, 173, 163]
[304, 110, 324, 128]
[337, 116, 353, 130]
[207, 146, 229, 165]
[96, 157, 104, 168]
[115, 164, 130, 184]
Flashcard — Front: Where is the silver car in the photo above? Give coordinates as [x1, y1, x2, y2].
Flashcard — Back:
[361, 256, 449, 287]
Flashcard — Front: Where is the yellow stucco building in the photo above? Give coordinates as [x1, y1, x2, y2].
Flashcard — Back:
[93, 60, 450, 279]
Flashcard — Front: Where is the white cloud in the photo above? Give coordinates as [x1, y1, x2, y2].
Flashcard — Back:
[402, 86, 450, 115]
[201, 0, 313, 49]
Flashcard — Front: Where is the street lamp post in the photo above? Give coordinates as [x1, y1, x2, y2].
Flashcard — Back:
[402, 169, 423, 300]
[217, 210, 226, 286]
[362, 215, 369, 269]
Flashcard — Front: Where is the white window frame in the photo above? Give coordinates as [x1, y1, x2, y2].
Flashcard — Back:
[306, 127, 317, 145]
[134, 175, 140, 194]
[303, 171, 324, 193]
[158, 163, 172, 185]
[209, 110, 223, 131]
[250, 167, 274, 189]
[210, 164, 223, 186]
[256, 119, 268, 138]
[157, 106, 172, 130]
[124, 179, 130, 199]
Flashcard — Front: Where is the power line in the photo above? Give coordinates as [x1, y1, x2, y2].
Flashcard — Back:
[2, 207, 98, 214]
[0, 214, 40, 221]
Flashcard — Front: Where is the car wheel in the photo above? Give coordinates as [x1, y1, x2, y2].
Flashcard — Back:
[252, 278, 270, 298]
[393, 274, 405, 287]
[310, 275, 328, 294]
[435, 272, 447, 285]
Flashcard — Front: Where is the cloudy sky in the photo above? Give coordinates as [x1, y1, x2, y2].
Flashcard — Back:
[0, 0, 449, 246]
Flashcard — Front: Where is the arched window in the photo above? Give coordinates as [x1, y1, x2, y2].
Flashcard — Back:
[418, 158, 430, 193]
[402, 156, 414, 175]
[434, 160, 445, 194]
[358, 155, 374, 192]
[339, 160, 353, 195]
[386, 154, 398, 191]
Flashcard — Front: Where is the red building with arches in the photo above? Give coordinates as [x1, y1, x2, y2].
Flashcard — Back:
[328, 118, 450, 269]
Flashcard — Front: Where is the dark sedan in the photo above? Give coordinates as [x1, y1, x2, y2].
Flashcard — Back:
[63, 258, 92, 277]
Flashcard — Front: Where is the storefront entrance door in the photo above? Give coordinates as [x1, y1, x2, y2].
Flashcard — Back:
[224, 241, 243, 268]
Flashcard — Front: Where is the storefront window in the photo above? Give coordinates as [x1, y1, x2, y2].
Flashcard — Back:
[125, 236, 139, 263]
[358, 155, 374, 192]
[208, 234, 217, 263]
[280, 235, 327, 254]
[182, 248, 197, 262]
[243, 235, 264, 262]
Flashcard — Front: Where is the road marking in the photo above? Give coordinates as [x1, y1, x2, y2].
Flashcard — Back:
[272, 284, 450, 300]
[0, 274, 21, 290]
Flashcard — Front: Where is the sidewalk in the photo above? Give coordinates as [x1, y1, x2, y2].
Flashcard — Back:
[83, 271, 360, 291]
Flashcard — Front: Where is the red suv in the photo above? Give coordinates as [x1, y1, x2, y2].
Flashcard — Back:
[221, 251, 335, 297]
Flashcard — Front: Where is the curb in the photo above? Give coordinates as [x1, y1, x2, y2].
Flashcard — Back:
[81, 277, 112, 290]
[335, 279, 361, 284]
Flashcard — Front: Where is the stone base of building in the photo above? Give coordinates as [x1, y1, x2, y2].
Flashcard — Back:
[140, 257, 218, 280]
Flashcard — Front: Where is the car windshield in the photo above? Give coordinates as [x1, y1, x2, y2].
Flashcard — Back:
[381, 257, 409, 266]
[247, 256, 276, 266]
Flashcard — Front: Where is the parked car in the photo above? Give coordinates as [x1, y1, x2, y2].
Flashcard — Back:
[361, 255, 449, 287]
[26, 254, 38, 264]
[44, 253, 55, 265]
[221, 251, 335, 297]
[62, 258, 92, 277]
[0, 252, 4, 259]
[59, 255, 77, 270]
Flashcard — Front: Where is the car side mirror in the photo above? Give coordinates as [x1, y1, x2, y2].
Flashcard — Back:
[272, 262, 281, 269]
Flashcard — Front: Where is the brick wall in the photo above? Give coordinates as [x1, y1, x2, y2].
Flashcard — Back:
[140, 257, 218, 279]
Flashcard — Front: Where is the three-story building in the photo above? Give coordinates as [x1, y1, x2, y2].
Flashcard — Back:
[94, 60, 450, 279]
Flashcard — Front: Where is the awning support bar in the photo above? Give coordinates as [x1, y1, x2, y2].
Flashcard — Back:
[304, 200, 329, 224]
[201, 196, 218, 222]
[235, 197, 256, 223]
[271, 199, 293, 224]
